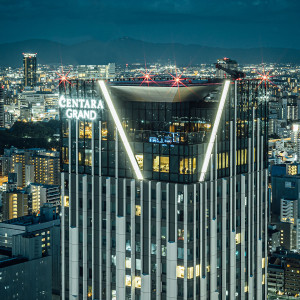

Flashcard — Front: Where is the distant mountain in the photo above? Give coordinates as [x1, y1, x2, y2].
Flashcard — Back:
[0, 38, 300, 67]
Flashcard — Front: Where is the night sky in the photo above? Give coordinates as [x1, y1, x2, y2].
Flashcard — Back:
[1, 0, 299, 48]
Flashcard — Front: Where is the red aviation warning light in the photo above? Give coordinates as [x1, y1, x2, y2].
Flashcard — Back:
[254, 66, 277, 90]
[55, 67, 72, 89]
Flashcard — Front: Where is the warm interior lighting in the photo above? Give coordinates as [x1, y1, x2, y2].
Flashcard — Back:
[196, 264, 200, 277]
[187, 267, 194, 279]
[99, 80, 143, 180]
[153, 156, 169, 173]
[135, 276, 141, 288]
[176, 266, 185, 278]
[135, 205, 141, 216]
[135, 155, 144, 170]
[179, 157, 196, 174]
[125, 275, 131, 286]
[125, 257, 131, 269]
[235, 233, 241, 244]
[199, 80, 230, 181]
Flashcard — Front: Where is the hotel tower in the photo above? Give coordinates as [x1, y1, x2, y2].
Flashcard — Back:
[60, 72, 268, 299]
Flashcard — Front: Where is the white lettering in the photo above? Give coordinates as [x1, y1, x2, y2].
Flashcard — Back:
[79, 99, 85, 108]
[91, 99, 96, 109]
[61, 97, 103, 120]
[90, 111, 97, 120]
[72, 99, 78, 108]
[66, 109, 72, 118]
[78, 110, 84, 119]
[97, 101, 103, 109]
[73, 110, 78, 119]
[83, 110, 90, 119]
[59, 96, 66, 108]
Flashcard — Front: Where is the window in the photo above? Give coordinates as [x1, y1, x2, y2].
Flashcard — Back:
[179, 157, 196, 174]
[135, 276, 141, 288]
[125, 275, 131, 287]
[151, 243, 157, 255]
[136, 259, 141, 270]
[217, 152, 229, 169]
[176, 266, 184, 278]
[64, 196, 69, 207]
[187, 267, 194, 279]
[135, 205, 141, 216]
[125, 257, 131, 269]
[135, 155, 143, 170]
[153, 156, 169, 173]
[178, 229, 184, 241]
[235, 233, 241, 244]
[178, 247, 184, 259]
[85, 150, 92, 166]
[196, 264, 200, 277]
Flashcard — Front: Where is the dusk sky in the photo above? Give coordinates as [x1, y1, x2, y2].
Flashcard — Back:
[1, 0, 299, 48]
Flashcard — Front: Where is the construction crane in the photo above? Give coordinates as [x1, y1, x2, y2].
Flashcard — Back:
[215, 63, 245, 80]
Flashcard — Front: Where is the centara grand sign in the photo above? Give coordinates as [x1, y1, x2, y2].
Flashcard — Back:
[59, 95, 103, 120]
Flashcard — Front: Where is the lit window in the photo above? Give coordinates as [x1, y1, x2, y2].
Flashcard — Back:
[187, 267, 194, 279]
[244, 285, 249, 293]
[125, 275, 131, 287]
[85, 150, 92, 166]
[88, 286, 92, 298]
[135, 155, 143, 170]
[135, 205, 141, 216]
[64, 196, 69, 207]
[176, 266, 184, 278]
[178, 229, 184, 240]
[79, 122, 85, 139]
[179, 157, 196, 174]
[153, 156, 169, 173]
[262, 257, 265, 269]
[135, 276, 141, 288]
[235, 233, 241, 244]
[125, 257, 131, 269]
[217, 152, 229, 169]
[196, 264, 200, 277]
[101, 122, 108, 140]
[206, 265, 210, 273]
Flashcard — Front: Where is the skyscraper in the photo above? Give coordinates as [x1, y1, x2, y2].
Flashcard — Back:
[0, 86, 4, 127]
[23, 53, 37, 88]
[60, 75, 268, 299]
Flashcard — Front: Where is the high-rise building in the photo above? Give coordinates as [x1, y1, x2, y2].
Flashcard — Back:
[2, 190, 30, 220]
[60, 76, 268, 299]
[32, 152, 60, 185]
[23, 53, 37, 88]
[0, 86, 4, 127]
[0, 204, 61, 299]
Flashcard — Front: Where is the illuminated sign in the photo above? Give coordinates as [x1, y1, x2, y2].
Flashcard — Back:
[58, 95, 103, 120]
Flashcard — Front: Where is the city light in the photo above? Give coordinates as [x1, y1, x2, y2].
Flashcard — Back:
[199, 80, 231, 182]
[99, 80, 143, 180]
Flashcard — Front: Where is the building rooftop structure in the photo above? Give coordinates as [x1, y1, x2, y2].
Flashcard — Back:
[60, 71, 269, 299]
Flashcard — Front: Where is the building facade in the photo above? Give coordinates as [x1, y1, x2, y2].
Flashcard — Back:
[0, 204, 61, 299]
[60, 77, 268, 299]
[23, 53, 37, 88]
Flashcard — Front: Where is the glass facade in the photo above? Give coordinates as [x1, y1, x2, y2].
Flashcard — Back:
[60, 78, 268, 300]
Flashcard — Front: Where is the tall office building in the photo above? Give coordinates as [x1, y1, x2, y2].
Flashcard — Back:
[0, 86, 4, 127]
[23, 53, 37, 88]
[60, 75, 268, 299]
